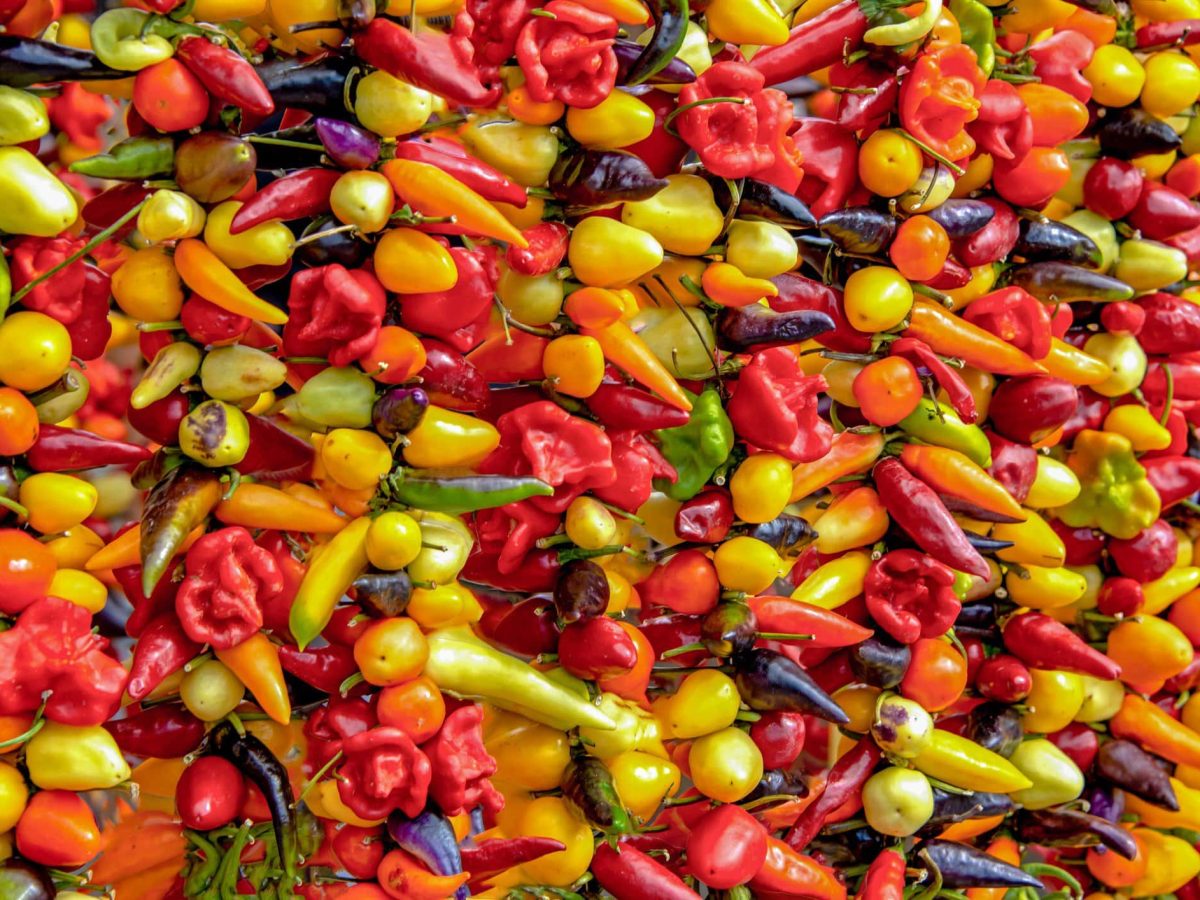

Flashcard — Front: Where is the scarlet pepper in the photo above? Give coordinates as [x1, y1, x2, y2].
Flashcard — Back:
[283, 264, 386, 368]
[831, 60, 899, 135]
[400, 245, 498, 348]
[515, 0, 618, 109]
[676, 61, 803, 191]
[0, 597, 128, 726]
[1002, 611, 1121, 680]
[728, 347, 832, 463]
[175, 36, 274, 117]
[355, 18, 500, 108]
[337, 726, 432, 821]
[304, 696, 377, 769]
[230, 168, 340, 235]
[967, 80, 1033, 163]
[865, 550, 961, 645]
[890, 337, 979, 422]
[454, 0, 538, 84]
[421, 705, 504, 817]
[900, 42, 986, 162]
[592, 429, 676, 512]
[9, 235, 88, 324]
[786, 737, 882, 850]
[962, 285, 1052, 360]
[46, 81, 111, 151]
[27, 424, 152, 473]
[789, 118, 858, 216]
[1028, 30, 1095, 104]
[65, 263, 115, 362]
[126, 614, 201, 702]
[505, 222, 568, 276]
[174, 527, 284, 651]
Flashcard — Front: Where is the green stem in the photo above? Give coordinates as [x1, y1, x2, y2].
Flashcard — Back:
[895, 129, 967, 177]
[13, 197, 149, 304]
[663, 96, 751, 134]
[294, 750, 343, 807]
[246, 135, 325, 151]
[0, 496, 29, 519]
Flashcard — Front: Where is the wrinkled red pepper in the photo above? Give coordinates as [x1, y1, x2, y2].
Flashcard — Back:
[1028, 30, 1095, 104]
[355, 18, 500, 108]
[900, 43, 986, 162]
[454, 0, 538, 84]
[967, 80, 1033, 163]
[865, 550, 961, 645]
[337, 726, 432, 821]
[728, 347, 832, 463]
[10, 235, 88, 324]
[422, 705, 504, 816]
[283, 264, 387, 368]
[963, 286, 1053, 360]
[592, 430, 676, 512]
[515, 0, 618, 109]
[174, 526, 284, 650]
[506, 222, 569, 275]
[789, 118, 858, 216]
[304, 696, 377, 769]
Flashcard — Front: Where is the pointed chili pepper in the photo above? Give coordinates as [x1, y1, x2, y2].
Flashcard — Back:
[563, 753, 635, 833]
[215, 632, 291, 725]
[462, 837, 567, 881]
[175, 36, 274, 117]
[140, 465, 224, 596]
[786, 737, 881, 850]
[381, 471, 554, 515]
[104, 704, 206, 759]
[1143, 456, 1200, 508]
[586, 377, 691, 431]
[747, 595, 872, 647]
[1112, 693, 1200, 768]
[968, 80, 1033, 162]
[791, 430, 884, 501]
[873, 458, 990, 579]
[277, 643, 358, 695]
[890, 336, 978, 423]
[905, 299, 1047, 377]
[901, 444, 1026, 523]
[216, 483, 345, 534]
[355, 18, 499, 108]
[549, 148, 669, 207]
[1002, 612, 1121, 680]
[592, 841, 702, 900]
[750, 0, 869, 84]
[581, 320, 692, 411]
[26, 424, 152, 473]
[290, 517, 371, 650]
[126, 614, 202, 702]
[174, 239, 289, 325]
[1096, 739, 1179, 811]
[717, 304, 835, 350]
[733, 647, 850, 723]
[394, 138, 528, 209]
[229, 168, 340, 235]
[919, 840, 1044, 889]
[1016, 807, 1138, 858]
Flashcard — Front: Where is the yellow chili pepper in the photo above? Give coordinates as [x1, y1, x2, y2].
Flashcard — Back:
[580, 320, 692, 412]
[402, 405, 501, 468]
[912, 729, 1033, 793]
[992, 510, 1066, 567]
[1127, 829, 1200, 897]
[1125, 777, 1200, 830]
[1104, 404, 1174, 452]
[790, 551, 872, 609]
[569, 216, 664, 287]
[1142, 566, 1200, 616]
[25, 723, 131, 791]
[701, 262, 779, 308]
[381, 158, 528, 248]
[215, 632, 291, 725]
[706, 0, 790, 44]
[1025, 456, 1081, 508]
[173, 239, 289, 325]
[566, 90, 656, 149]
[289, 517, 371, 650]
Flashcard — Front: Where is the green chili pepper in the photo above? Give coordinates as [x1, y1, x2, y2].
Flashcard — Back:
[380, 470, 554, 514]
[184, 831, 222, 898]
[950, 0, 995, 75]
[899, 398, 992, 468]
[562, 754, 636, 834]
[654, 387, 734, 501]
[141, 464, 223, 595]
[70, 135, 175, 179]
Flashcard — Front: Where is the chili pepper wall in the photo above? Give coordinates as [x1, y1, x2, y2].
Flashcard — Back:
[3, 0, 1200, 897]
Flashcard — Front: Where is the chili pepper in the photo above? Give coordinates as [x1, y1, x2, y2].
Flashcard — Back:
[377, 848, 467, 900]
[381, 158, 526, 248]
[921, 788, 1014, 834]
[752, 600, 867, 653]
[70, 136, 174, 180]
[829, 60, 897, 135]
[580, 320, 692, 411]
[1129, 182, 1200, 242]
[738, 177, 818, 229]
[1005, 261, 1134, 304]
[1143, 456, 1200, 508]
[1027, 29, 1094, 104]
[273, 643, 356, 695]
[717, 304, 835, 351]
[901, 444, 1025, 523]
[290, 517, 370, 650]
[355, 18, 498, 108]
[1137, 18, 1200, 45]
[728, 348, 831, 463]
[1098, 106, 1182, 159]
[954, 199, 1019, 267]
[0, 34, 125, 86]
[587, 378, 691, 432]
[820, 207, 896, 255]
[334, 726, 432, 822]
[1138, 292, 1200, 354]
[919, 840, 1044, 889]
[873, 458, 990, 579]
[203, 720, 296, 885]
[961, 286, 1051, 362]
[214, 483, 342, 535]
[387, 808, 465, 898]
[733, 647, 850, 723]
[381, 471, 554, 515]
[514, 0, 618, 108]
[1003, 612, 1121, 679]
[791, 119, 859, 216]
[653, 388, 734, 500]
[140, 465, 223, 596]
[393, 138, 528, 209]
[175, 36, 273, 117]
[228, 169, 340, 235]
[914, 728, 1030, 791]
[254, 55, 354, 117]
[988, 375, 1079, 444]
[25, 424, 151, 473]
[1017, 807, 1138, 858]
[126, 614, 202, 702]
[849, 635, 911, 688]
[790, 430, 883, 502]
[857, 847, 905, 900]
[1113, 693, 1200, 768]
[671, 488, 732, 543]
[1096, 739, 1179, 810]
[173, 239, 288, 326]
[563, 754, 635, 833]
[898, 43, 985, 161]
[905, 299, 1046, 377]
[104, 704, 206, 759]
[891, 337, 978, 422]
[865, 550, 960, 645]
[549, 149, 664, 208]
[786, 737, 880, 849]
[1056, 429, 1160, 539]
[751, 0, 868, 84]
[423, 626, 615, 731]
[215, 632, 290, 725]
[592, 841, 701, 900]
[462, 837, 567, 880]
[423, 705, 503, 817]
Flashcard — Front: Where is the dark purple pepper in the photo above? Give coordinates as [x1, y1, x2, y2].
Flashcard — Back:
[315, 117, 380, 169]
[372, 387, 430, 440]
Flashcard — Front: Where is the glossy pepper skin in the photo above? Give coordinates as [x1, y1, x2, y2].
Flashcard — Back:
[654, 388, 734, 500]
[139, 465, 224, 596]
[1003, 612, 1122, 680]
[355, 18, 499, 108]
[1058, 429, 1161, 539]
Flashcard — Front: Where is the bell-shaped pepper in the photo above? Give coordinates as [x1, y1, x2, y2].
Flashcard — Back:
[899, 42, 986, 162]
[1057, 429, 1161, 540]
[283, 265, 386, 368]
[865, 550, 961, 644]
[592, 430, 677, 512]
[337, 726, 432, 821]
[652, 388, 734, 501]
[729, 348, 831, 464]
[422, 705, 504, 817]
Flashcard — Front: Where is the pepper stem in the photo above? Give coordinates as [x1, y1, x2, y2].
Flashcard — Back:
[662, 96, 751, 136]
[0, 496, 29, 519]
[895, 129, 967, 177]
[12, 196, 149, 306]
[294, 749, 343, 807]
[246, 135, 325, 151]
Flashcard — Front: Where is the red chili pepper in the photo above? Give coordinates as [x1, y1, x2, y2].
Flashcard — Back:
[126, 614, 202, 702]
[174, 526, 284, 650]
[558, 615, 639, 680]
[454, 0, 539, 84]
[505, 222, 568, 275]
[401, 245, 497, 344]
[175, 36, 274, 117]
[283, 264, 386, 368]
[461, 837, 566, 881]
[790, 118, 859, 217]
[586, 376, 692, 431]
[987, 431, 1038, 503]
[900, 43, 986, 162]
[421, 705, 503, 816]
[1003, 612, 1122, 680]
[858, 847, 906, 900]
[873, 458, 991, 578]
[337, 726, 431, 820]
[278, 643, 359, 694]
[954, 198, 1020, 267]
[229, 168, 341, 234]
[591, 841, 702, 900]
[235, 413, 316, 483]
[9, 235, 88, 323]
[963, 286, 1054, 361]
[64, 263, 114, 361]
[355, 18, 500, 108]
[749, 710, 807, 769]
[592, 430, 676, 513]
[967, 80, 1033, 163]
[104, 703, 206, 758]
[747, 595, 873, 647]
[786, 737, 881, 850]
[687, 804, 769, 889]
[515, 0, 618, 109]
[112, 563, 181, 639]
[1136, 18, 1200, 46]
[865, 549, 961, 645]
[1128, 181, 1200, 240]
[674, 488, 735, 543]
[81, 183, 152, 239]
[304, 696, 377, 769]
[478, 596, 560, 657]
[1135, 293, 1200, 352]
[728, 347, 832, 462]
[461, 547, 561, 592]
[1028, 30, 1095, 104]
[392, 138, 528, 209]
[890, 337, 979, 422]
[26, 424, 152, 473]
[1143, 455, 1200, 508]
[418, 341, 490, 412]
[830, 60, 898, 135]
[750, 0, 869, 85]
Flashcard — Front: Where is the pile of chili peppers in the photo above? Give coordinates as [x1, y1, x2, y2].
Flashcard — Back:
[9, 0, 1200, 897]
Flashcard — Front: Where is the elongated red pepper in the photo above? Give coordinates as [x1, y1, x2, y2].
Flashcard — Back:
[858, 847, 906, 900]
[1003, 612, 1121, 680]
[873, 458, 991, 578]
[891, 337, 978, 423]
[175, 36, 274, 117]
[104, 704, 206, 758]
[751, 0, 869, 85]
[126, 614, 203, 702]
[1137, 18, 1200, 45]
[391, 138, 527, 208]
[786, 738, 881, 850]
[229, 168, 341, 234]
[461, 837, 566, 879]
[278, 643, 359, 694]
[355, 19, 500, 108]
[1143, 455, 1200, 508]
[591, 841, 702, 900]
[747, 595, 873, 648]
[586, 378, 692, 431]
[26, 424, 152, 472]
[112, 562, 181, 639]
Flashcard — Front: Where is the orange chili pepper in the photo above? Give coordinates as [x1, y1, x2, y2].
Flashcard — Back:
[1111, 693, 1200, 768]
[750, 837, 847, 900]
[564, 286, 627, 329]
[173, 239, 289, 325]
[900, 443, 1027, 522]
[380, 159, 529, 248]
[1168, 154, 1200, 198]
[905, 299, 1048, 377]
[215, 632, 291, 725]
[216, 483, 348, 534]
[85, 522, 207, 572]
[580, 320, 693, 412]
[791, 430, 885, 502]
[701, 262, 779, 308]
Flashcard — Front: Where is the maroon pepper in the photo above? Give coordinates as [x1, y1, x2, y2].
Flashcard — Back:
[674, 488, 735, 543]
[558, 616, 638, 680]
[461, 837, 566, 882]
[891, 337, 978, 423]
[229, 168, 341, 234]
[987, 431, 1037, 504]
[987, 375, 1079, 444]
[104, 704, 206, 758]
[126, 615, 203, 702]
[1098, 576, 1145, 616]
[968, 81, 1033, 163]
[873, 458, 991, 579]
[1003, 612, 1122, 680]
[1137, 292, 1200, 353]
[1143, 455, 1200, 508]
[586, 377, 691, 431]
[1110, 518, 1178, 583]
[392, 138, 528, 208]
[461, 547, 561, 592]
[830, 60, 898, 135]
[1047, 721, 1100, 772]
[1084, 157, 1144, 220]
[355, 18, 500, 108]
[750, 0, 869, 85]
[954, 198, 1020, 267]
[591, 841, 702, 900]
[771, 273, 871, 354]
[786, 737, 882, 850]
[26, 424, 152, 472]
[1128, 181, 1200, 240]
[235, 413, 315, 482]
[175, 36, 274, 116]
[278, 643, 360, 694]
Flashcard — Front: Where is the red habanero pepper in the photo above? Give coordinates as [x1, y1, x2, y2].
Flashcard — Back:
[558, 616, 639, 680]
[174, 527, 284, 651]
[967, 81, 1033, 163]
[1028, 30, 1095, 104]
[857, 847, 906, 900]
[751, 0, 869, 85]
[113, 563, 182, 639]
[421, 705, 504, 816]
[1003, 612, 1122, 680]
[963, 286, 1053, 360]
[337, 727, 432, 820]
[26, 424, 152, 472]
[786, 737, 881, 850]
[586, 376, 691, 431]
[9, 235, 88, 324]
[305, 696, 377, 769]
[453, 0, 539, 84]
[728, 347, 832, 463]
[278, 643, 359, 694]
[175, 36, 274, 117]
[830, 60, 898, 135]
[65, 264, 114, 362]
[126, 614, 203, 702]
[873, 458, 991, 579]
[790, 118, 858, 217]
[392, 138, 528, 209]
[747, 595, 873, 647]
[1137, 19, 1200, 46]
[515, 0, 618, 109]
[592, 841, 702, 900]
[283, 264, 387, 368]
[900, 43, 986, 162]
[505, 222, 568, 275]
[1137, 292, 1200, 354]
[890, 337, 978, 422]
[1142, 456, 1200, 508]
[355, 18, 500, 108]
[104, 704, 206, 758]
[865, 550, 961, 645]
[229, 169, 341, 234]
[675, 488, 735, 543]
[181, 296, 251, 346]
[592, 430, 676, 512]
